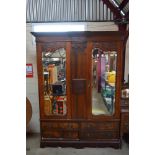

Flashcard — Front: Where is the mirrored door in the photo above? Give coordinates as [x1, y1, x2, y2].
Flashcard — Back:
[42, 48, 67, 116]
[91, 48, 117, 116]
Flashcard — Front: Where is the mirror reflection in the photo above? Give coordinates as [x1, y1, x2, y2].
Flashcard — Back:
[92, 48, 117, 115]
[42, 48, 67, 116]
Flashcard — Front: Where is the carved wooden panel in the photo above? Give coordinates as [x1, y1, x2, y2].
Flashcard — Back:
[70, 41, 88, 119]
[93, 42, 117, 51]
[71, 42, 87, 53]
[42, 42, 66, 52]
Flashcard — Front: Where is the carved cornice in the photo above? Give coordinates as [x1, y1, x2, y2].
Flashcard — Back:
[71, 42, 87, 53]
[93, 42, 117, 51]
[42, 42, 66, 52]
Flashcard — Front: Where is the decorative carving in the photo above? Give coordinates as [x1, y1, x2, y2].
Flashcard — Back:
[71, 42, 87, 53]
[42, 42, 66, 52]
[93, 42, 117, 51]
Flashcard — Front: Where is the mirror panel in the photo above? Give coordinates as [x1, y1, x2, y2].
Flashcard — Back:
[92, 48, 117, 115]
[42, 48, 67, 116]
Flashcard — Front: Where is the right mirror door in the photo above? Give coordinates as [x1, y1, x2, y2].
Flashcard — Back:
[92, 48, 117, 116]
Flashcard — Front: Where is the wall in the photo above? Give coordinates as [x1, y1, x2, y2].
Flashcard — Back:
[26, 23, 40, 133]
[26, 22, 128, 133]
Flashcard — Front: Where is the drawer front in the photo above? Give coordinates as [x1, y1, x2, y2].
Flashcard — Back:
[42, 130, 79, 139]
[41, 122, 79, 140]
[81, 122, 119, 131]
[122, 122, 129, 133]
[80, 131, 119, 140]
[42, 130, 62, 138]
[63, 131, 79, 139]
[121, 112, 129, 121]
[41, 122, 79, 131]
[121, 112, 129, 133]
[124, 122, 129, 132]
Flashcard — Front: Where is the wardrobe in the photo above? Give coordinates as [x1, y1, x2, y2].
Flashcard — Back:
[32, 31, 124, 148]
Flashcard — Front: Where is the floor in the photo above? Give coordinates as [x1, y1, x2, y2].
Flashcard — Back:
[26, 134, 129, 155]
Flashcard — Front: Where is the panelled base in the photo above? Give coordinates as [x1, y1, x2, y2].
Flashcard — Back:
[40, 120, 121, 149]
[40, 139, 121, 149]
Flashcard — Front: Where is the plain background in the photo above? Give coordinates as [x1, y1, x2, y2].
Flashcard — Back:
[0, 0, 155, 155]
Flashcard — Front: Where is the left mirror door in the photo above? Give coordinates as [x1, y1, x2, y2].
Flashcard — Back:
[42, 48, 67, 116]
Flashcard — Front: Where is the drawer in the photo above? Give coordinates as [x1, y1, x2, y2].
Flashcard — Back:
[124, 122, 129, 132]
[42, 130, 79, 139]
[41, 122, 79, 131]
[121, 112, 129, 121]
[42, 130, 62, 139]
[81, 122, 119, 131]
[80, 131, 119, 140]
[63, 131, 79, 139]
[121, 112, 129, 134]
[121, 122, 129, 133]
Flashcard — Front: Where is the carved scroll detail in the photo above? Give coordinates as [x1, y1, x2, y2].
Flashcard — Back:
[42, 42, 66, 52]
[93, 42, 117, 51]
[71, 42, 87, 53]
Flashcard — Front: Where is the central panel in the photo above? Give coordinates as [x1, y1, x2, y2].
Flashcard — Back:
[70, 41, 88, 119]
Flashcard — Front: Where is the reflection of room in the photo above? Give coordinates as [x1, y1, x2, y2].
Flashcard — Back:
[92, 48, 117, 115]
[42, 48, 67, 116]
